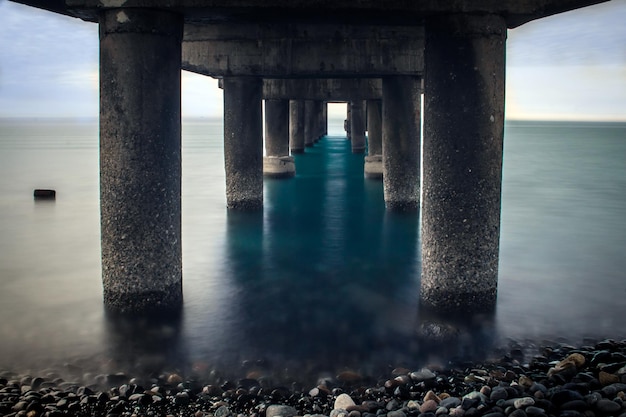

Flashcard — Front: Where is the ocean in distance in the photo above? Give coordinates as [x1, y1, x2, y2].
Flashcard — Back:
[0, 117, 625, 382]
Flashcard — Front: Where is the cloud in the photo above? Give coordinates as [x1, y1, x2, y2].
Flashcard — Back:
[506, 65, 626, 121]
[1, 0, 625, 120]
[508, 0, 626, 67]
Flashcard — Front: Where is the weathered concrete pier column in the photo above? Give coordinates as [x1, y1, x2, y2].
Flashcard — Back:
[421, 14, 506, 313]
[264, 99, 295, 178]
[364, 99, 383, 179]
[382, 76, 421, 210]
[99, 9, 183, 314]
[223, 77, 263, 209]
[350, 100, 366, 153]
[304, 100, 316, 147]
[345, 103, 352, 140]
[313, 100, 324, 142]
[289, 100, 305, 154]
[321, 102, 328, 136]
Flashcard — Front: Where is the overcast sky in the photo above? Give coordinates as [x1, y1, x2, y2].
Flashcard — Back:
[0, 0, 625, 121]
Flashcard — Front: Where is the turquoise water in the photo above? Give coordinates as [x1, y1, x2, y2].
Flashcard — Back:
[0, 118, 625, 381]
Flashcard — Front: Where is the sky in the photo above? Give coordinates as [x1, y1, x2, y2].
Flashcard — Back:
[0, 0, 625, 121]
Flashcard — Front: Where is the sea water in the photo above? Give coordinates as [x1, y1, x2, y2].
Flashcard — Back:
[0, 118, 625, 381]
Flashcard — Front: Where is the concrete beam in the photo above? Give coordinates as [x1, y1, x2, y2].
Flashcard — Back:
[13, 0, 608, 29]
[263, 78, 382, 101]
[182, 23, 423, 77]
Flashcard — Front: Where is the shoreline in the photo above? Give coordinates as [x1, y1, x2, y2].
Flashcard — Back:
[2, 339, 625, 417]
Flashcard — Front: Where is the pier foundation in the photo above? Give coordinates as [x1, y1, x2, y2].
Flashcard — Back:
[264, 99, 295, 178]
[421, 14, 506, 313]
[99, 9, 183, 314]
[223, 77, 263, 209]
[364, 99, 383, 179]
[382, 76, 421, 211]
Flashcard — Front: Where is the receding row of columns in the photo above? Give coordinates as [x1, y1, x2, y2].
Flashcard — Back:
[98, 7, 505, 317]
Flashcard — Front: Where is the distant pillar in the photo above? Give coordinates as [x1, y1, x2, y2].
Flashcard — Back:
[322, 102, 328, 135]
[364, 99, 383, 179]
[313, 100, 324, 142]
[304, 100, 316, 147]
[382, 76, 421, 210]
[345, 103, 352, 140]
[421, 14, 506, 313]
[99, 9, 183, 314]
[350, 100, 366, 153]
[264, 99, 295, 178]
[289, 100, 305, 154]
[223, 77, 263, 209]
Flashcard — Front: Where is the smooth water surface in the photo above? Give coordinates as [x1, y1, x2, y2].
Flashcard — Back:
[0, 118, 625, 382]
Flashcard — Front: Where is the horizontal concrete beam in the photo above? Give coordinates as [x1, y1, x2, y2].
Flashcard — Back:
[182, 23, 423, 78]
[12, 0, 608, 29]
[262, 79, 382, 100]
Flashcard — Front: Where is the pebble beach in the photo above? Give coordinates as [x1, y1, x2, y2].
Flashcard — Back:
[2, 339, 626, 417]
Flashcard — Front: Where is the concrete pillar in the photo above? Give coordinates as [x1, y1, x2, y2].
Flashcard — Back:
[344, 103, 351, 140]
[382, 76, 421, 210]
[99, 9, 183, 314]
[350, 100, 366, 153]
[223, 77, 263, 210]
[364, 99, 383, 179]
[264, 99, 295, 178]
[304, 100, 316, 147]
[313, 100, 323, 142]
[321, 102, 328, 135]
[421, 14, 506, 314]
[289, 100, 305, 154]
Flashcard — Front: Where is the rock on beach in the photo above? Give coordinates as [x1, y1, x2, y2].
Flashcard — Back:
[1, 339, 626, 417]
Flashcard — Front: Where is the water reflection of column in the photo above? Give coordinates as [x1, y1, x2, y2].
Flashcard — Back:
[103, 312, 186, 380]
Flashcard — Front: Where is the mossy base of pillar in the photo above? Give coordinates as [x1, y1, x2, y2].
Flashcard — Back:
[364, 155, 383, 179]
[104, 283, 183, 315]
[419, 287, 497, 315]
[263, 156, 296, 178]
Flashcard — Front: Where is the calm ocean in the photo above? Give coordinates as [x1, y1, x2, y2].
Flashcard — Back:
[0, 117, 625, 382]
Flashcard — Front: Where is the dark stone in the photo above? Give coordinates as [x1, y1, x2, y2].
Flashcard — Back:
[560, 401, 589, 411]
[440, 397, 462, 409]
[594, 399, 621, 414]
[510, 410, 528, 417]
[551, 390, 584, 406]
[558, 411, 585, 417]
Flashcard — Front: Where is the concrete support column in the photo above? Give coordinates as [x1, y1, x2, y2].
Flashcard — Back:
[223, 77, 263, 210]
[289, 100, 305, 154]
[364, 99, 383, 179]
[345, 103, 352, 140]
[264, 99, 295, 178]
[313, 100, 323, 142]
[99, 9, 183, 314]
[321, 102, 328, 136]
[350, 100, 366, 153]
[382, 76, 421, 210]
[304, 100, 316, 147]
[421, 14, 506, 313]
